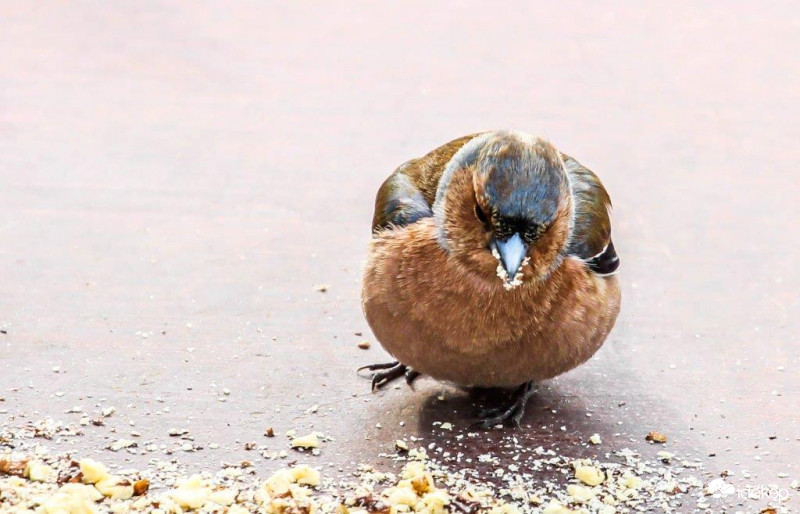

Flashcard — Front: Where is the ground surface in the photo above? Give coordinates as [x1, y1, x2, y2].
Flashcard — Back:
[1, 1, 798, 512]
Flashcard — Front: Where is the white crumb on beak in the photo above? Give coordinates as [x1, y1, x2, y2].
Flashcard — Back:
[491, 246, 530, 290]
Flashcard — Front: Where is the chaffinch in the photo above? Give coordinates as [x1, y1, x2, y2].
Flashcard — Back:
[360, 131, 620, 427]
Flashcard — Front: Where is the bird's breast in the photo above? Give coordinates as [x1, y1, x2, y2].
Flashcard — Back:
[362, 220, 621, 387]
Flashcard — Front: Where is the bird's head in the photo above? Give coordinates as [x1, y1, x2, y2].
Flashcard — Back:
[434, 131, 572, 288]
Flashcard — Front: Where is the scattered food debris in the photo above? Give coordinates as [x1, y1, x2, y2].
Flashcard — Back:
[25, 461, 52, 482]
[132, 478, 149, 496]
[0, 414, 753, 513]
[290, 433, 320, 449]
[357, 341, 371, 350]
[657, 450, 675, 463]
[574, 463, 605, 486]
[314, 284, 329, 292]
[107, 439, 137, 452]
[645, 431, 668, 444]
[1, 456, 29, 478]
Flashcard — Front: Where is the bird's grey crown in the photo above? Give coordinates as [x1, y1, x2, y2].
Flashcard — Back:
[477, 138, 566, 228]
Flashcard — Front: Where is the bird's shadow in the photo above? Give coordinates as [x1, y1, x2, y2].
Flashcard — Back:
[405, 380, 618, 462]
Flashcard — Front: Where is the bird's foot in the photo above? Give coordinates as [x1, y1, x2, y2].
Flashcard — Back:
[474, 381, 536, 428]
[357, 361, 421, 391]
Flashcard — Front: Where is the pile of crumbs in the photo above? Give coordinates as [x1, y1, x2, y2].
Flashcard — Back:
[491, 246, 530, 291]
[1, 419, 795, 513]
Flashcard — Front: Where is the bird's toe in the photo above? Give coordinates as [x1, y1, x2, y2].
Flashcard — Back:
[473, 381, 536, 428]
[357, 361, 400, 375]
[358, 361, 412, 391]
[404, 369, 421, 389]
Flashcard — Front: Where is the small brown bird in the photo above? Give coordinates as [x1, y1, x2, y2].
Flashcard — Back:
[360, 131, 620, 427]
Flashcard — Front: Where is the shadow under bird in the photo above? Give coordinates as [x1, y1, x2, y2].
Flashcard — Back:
[359, 130, 621, 427]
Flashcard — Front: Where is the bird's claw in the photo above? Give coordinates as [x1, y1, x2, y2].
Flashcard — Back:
[477, 405, 504, 419]
[404, 369, 421, 389]
[473, 381, 536, 429]
[358, 361, 420, 391]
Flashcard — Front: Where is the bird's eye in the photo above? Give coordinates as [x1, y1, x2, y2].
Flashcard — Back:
[474, 204, 489, 227]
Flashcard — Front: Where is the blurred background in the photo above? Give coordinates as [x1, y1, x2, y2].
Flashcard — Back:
[1, 1, 798, 510]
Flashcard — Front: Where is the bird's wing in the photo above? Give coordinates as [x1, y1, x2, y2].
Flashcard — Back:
[371, 134, 482, 233]
[562, 154, 620, 275]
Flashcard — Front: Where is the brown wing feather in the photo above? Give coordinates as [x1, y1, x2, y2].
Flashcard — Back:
[562, 154, 619, 274]
[372, 134, 482, 233]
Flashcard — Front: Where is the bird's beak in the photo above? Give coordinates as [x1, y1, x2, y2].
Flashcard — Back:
[492, 233, 528, 278]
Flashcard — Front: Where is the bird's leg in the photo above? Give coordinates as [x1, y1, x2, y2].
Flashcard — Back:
[357, 361, 421, 391]
[475, 381, 536, 428]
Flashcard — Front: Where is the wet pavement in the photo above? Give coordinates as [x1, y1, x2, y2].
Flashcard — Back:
[1, 1, 799, 511]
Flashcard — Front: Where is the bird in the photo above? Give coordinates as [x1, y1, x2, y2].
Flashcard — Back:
[359, 130, 621, 427]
